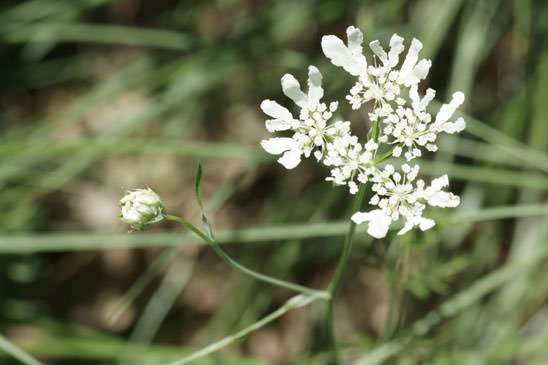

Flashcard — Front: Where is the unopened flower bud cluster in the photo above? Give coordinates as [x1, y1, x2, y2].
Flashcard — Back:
[120, 188, 166, 231]
[260, 26, 465, 238]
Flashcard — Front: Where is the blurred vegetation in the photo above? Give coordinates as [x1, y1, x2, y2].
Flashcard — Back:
[1, 0, 548, 364]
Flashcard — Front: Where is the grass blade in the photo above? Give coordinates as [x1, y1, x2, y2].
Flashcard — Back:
[0, 333, 42, 365]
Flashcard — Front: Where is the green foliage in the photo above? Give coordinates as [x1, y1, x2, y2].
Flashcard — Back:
[405, 255, 469, 299]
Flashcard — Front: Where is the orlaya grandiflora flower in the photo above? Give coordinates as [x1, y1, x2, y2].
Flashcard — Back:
[261, 25, 465, 238]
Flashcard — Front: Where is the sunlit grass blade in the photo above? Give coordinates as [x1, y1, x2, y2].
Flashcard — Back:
[0, 333, 42, 365]
[2, 202, 548, 252]
[0, 221, 350, 253]
[452, 203, 548, 222]
[2, 22, 195, 51]
[0, 0, 111, 24]
[454, 110, 548, 173]
[437, 135, 529, 168]
[447, 0, 502, 98]
[0, 139, 266, 162]
[128, 255, 195, 345]
[11, 323, 265, 364]
[418, 160, 548, 190]
[414, 0, 464, 59]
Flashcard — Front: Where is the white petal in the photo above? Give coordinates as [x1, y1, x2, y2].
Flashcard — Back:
[420, 88, 436, 110]
[367, 210, 392, 238]
[409, 86, 434, 112]
[438, 117, 466, 134]
[397, 38, 431, 86]
[266, 119, 292, 132]
[352, 210, 391, 239]
[261, 100, 294, 132]
[281, 74, 308, 108]
[398, 38, 422, 83]
[346, 25, 364, 54]
[409, 84, 420, 110]
[412, 59, 431, 81]
[418, 217, 435, 231]
[351, 211, 371, 224]
[397, 220, 414, 235]
[307, 65, 323, 106]
[369, 40, 387, 64]
[321, 35, 366, 76]
[387, 34, 405, 67]
[260, 137, 297, 155]
[260, 99, 293, 121]
[123, 210, 141, 224]
[427, 191, 460, 207]
[398, 216, 436, 235]
[364, 139, 378, 151]
[278, 149, 302, 169]
[434, 91, 465, 127]
[431, 174, 449, 190]
[399, 59, 431, 86]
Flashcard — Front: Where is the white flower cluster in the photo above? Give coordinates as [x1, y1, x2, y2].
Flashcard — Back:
[260, 26, 465, 238]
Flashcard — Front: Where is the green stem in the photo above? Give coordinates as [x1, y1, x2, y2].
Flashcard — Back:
[374, 149, 392, 164]
[325, 183, 367, 364]
[165, 293, 322, 365]
[166, 215, 328, 299]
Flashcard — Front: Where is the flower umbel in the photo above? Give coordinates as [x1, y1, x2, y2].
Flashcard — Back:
[119, 188, 166, 230]
[260, 25, 465, 238]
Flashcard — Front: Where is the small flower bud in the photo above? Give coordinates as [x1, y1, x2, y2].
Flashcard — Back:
[119, 188, 166, 231]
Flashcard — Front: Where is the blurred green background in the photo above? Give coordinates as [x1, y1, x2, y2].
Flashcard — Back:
[1, 0, 548, 364]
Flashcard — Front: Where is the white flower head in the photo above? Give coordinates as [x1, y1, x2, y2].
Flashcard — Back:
[120, 188, 166, 231]
[261, 25, 465, 238]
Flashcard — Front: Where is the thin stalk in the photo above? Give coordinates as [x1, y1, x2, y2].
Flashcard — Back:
[165, 293, 322, 365]
[374, 149, 393, 164]
[325, 183, 367, 364]
[166, 215, 328, 299]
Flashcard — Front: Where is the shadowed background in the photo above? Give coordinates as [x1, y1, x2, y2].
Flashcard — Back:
[1, 0, 548, 364]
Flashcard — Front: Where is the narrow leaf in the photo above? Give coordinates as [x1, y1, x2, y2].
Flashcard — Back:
[195, 163, 214, 240]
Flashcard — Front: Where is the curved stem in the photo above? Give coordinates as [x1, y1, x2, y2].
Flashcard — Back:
[166, 215, 328, 299]
[325, 183, 367, 364]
